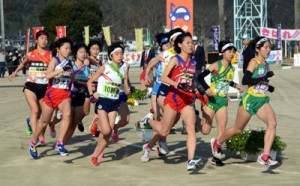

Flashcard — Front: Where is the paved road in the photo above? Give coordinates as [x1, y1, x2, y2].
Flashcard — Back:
[0, 66, 300, 186]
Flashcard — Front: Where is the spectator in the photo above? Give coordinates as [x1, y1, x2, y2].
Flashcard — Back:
[0, 49, 5, 77]
[6, 51, 14, 76]
[241, 34, 255, 73]
[140, 42, 155, 69]
[12, 48, 21, 73]
[192, 36, 206, 77]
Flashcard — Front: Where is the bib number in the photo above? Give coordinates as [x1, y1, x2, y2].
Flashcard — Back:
[216, 81, 230, 95]
[254, 82, 269, 94]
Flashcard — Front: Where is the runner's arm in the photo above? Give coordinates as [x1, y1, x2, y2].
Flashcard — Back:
[160, 57, 178, 87]
[144, 53, 162, 85]
[87, 66, 104, 96]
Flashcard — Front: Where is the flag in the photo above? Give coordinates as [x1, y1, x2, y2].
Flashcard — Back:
[135, 28, 143, 52]
[84, 26, 89, 45]
[212, 25, 220, 52]
[102, 26, 111, 46]
[276, 24, 282, 50]
[147, 29, 152, 47]
[166, 0, 193, 35]
[33, 27, 44, 41]
[56, 26, 67, 39]
[25, 28, 30, 53]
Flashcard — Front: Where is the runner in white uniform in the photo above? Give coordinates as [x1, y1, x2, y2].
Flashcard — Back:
[87, 43, 129, 166]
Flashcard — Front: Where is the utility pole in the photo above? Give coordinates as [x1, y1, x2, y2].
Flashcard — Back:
[0, 0, 4, 51]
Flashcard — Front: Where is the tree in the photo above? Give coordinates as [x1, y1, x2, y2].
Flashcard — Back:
[296, 0, 300, 29]
[39, 0, 103, 42]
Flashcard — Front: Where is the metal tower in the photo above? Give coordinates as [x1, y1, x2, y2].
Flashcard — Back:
[234, 0, 267, 49]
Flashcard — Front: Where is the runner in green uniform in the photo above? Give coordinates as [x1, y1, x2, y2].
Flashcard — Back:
[197, 41, 243, 166]
[211, 36, 278, 166]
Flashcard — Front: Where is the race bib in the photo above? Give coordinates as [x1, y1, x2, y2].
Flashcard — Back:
[102, 82, 121, 99]
[216, 81, 230, 95]
[52, 71, 72, 89]
[254, 82, 269, 94]
[28, 63, 48, 84]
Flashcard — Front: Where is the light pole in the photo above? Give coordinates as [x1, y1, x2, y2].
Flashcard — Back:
[0, 0, 4, 51]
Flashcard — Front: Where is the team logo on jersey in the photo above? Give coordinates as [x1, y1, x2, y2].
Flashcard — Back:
[98, 104, 102, 110]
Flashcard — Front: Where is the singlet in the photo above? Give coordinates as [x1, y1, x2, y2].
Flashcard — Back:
[27, 49, 51, 84]
[119, 61, 128, 93]
[161, 48, 177, 86]
[51, 57, 73, 90]
[210, 60, 235, 97]
[97, 63, 124, 100]
[155, 58, 163, 85]
[169, 55, 195, 96]
[247, 58, 270, 97]
[89, 57, 102, 81]
[71, 64, 89, 93]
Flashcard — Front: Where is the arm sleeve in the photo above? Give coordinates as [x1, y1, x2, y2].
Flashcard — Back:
[197, 69, 211, 90]
[242, 70, 265, 86]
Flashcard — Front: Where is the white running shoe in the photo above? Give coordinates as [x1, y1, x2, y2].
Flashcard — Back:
[157, 140, 169, 155]
[210, 138, 225, 159]
[258, 155, 278, 166]
[56, 110, 62, 120]
[139, 113, 153, 129]
[141, 144, 150, 163]
[187, 159, 203, 171]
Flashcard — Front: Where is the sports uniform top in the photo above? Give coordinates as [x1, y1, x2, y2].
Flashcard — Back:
[72, 64, 89, 93]
[119, 61, 128, 93]
[210, 60, 235, 97]
[247, 58, 270, 97]
[51, 57, 73, 90]
[161, 48, 177, 85]
[27, 49, 51, 84]
[169, 55, 195, 97]
[97, 63, 124, 100]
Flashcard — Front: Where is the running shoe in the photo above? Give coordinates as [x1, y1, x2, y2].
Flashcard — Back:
[91, 157, 101, 166]
[55, 143, 69, 156]
[29, 142, 38, 159]
[157, 146, 166, 157]
[141, 144, 151, 163]
[90, 115, 99, 137]
[138, 113, 153, 129]
[258, 155, 278, 166]
[212, 157, 225, 166]
[37, 136, 46, 146]
[25, 117, 32, 136]
[49, 124, 56, 138]
[56, 110, 62, 120]
[210, 138, 225, 159]
[77, 121, 84, 132]
[157, 140, 169, 155]
[112, 129, 119, 142]
[187, 159, 203, 171]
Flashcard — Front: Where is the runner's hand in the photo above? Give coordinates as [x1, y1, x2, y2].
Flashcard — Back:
[177, 83, 191, 92]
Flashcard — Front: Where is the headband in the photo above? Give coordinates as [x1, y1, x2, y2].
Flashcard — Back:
[169, 32, 183, 42]
[160, 37, 168, 45]
[221, 43, 234, 52]
[256, 37, 269, 47]
[110, 47, 122, 56]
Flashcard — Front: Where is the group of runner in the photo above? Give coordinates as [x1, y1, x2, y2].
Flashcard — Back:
[9, 27, 279, 170]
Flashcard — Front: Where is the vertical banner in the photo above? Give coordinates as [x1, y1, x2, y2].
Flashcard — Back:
[56, 26, 67, 39]
[135, 28, 143, 52]
[32, 27, 44, 41]
[25, 28, 30, 54]
[212, 25, 220, 52]
[166, 0, 193, 35]
[84, 26, 89, 45]
[147, 29, 152, 47]
[102, 26, 111, 46]
[276, 24, 282, 50]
